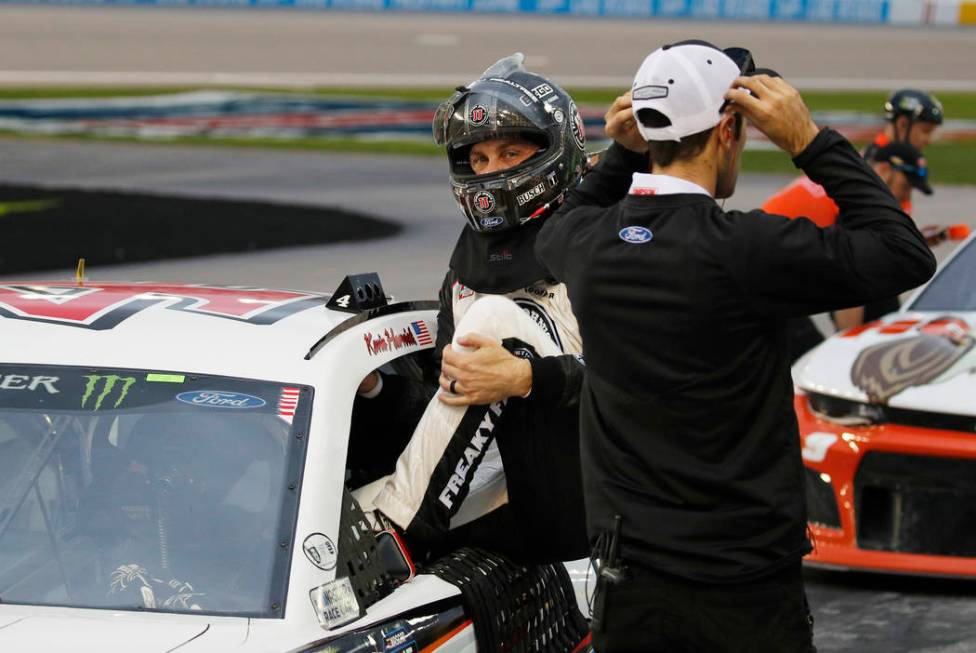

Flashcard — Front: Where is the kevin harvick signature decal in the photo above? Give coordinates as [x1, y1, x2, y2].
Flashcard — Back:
[0, 283, 324, 330]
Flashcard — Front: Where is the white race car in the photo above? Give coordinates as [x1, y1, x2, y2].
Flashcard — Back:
[0, 277, 593, 652]
[794, 232, 976, 577]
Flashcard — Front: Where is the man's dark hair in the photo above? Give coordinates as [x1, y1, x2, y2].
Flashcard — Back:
[641, 109, 744, 168]
[647, 129, 714, 168]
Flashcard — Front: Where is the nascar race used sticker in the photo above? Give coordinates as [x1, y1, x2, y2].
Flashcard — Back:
[383, 626, 419, 653]
[310, 576, 363, 630]
[479, 215, 504, 229]
[473, 190, 496, 215]
[468, 104, 489, 126]
[176, 390, 266, 409]
[278, 386, 300, 424]
[0, 374, 60, 394]
[802, 432, 838, 463]
[364, 327, 420, 356]
[82, 374, 136, 410]
[302, 533, 338, 571]
[146, 373, 185, 383]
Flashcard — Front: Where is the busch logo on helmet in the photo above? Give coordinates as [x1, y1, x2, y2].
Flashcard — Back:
[468, 104, 489, 126]
[473, 191, 496, 214]
[516, 182, 546, 206]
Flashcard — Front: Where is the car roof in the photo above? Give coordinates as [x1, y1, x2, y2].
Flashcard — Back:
[0, 281, 349, 382]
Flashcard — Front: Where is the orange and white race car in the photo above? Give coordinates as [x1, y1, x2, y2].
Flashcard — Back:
[794, 232, 976, 577]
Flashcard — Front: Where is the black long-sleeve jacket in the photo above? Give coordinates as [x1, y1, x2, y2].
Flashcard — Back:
[535, 129, 936, 582]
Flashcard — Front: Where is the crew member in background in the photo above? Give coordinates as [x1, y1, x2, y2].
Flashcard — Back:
[764, 89, 946, 356]
[536, 40, 936, 652]
[865, 89, 944, 189]
[765, 88, 943, 216]
[350, 54, 590, 564]
[764, 141, 938, 358]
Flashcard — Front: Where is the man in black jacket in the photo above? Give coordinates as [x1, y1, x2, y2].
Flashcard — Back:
[536, 41, 936, 652]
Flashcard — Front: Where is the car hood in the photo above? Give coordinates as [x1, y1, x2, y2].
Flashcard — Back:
[0, 608, 248, 652]
[794, 311, 976, 416]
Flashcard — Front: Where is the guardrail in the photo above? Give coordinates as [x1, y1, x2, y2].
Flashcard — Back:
[1, 0, 974, 26]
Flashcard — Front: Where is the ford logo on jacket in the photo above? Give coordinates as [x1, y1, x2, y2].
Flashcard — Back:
[619, 226, 653, 243]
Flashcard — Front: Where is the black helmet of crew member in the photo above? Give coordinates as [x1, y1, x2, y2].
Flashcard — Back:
[884, 89, 944, 126]
[432, 53, 587, 233]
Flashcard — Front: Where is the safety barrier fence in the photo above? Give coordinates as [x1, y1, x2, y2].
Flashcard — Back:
[2, 92, 974, 144]
[0, 0, 974, 26]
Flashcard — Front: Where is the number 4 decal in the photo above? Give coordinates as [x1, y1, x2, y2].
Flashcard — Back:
[334, 295, 351, 308]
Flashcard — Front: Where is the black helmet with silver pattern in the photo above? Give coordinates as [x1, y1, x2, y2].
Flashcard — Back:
[884, 89, 944, 126]
[432, 54, 587, 233]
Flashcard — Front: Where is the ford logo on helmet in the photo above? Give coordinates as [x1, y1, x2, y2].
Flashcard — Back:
[479, 215, 505, 229]
[619, 226, 653, 244]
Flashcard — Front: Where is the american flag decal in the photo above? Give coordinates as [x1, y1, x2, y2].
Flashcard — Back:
[411, 320, 433, 346]
[279, 387, 300, 423]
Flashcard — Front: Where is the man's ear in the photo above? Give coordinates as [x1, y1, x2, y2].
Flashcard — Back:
[871, 161, 894, 185]
[717, 113, 738, 146]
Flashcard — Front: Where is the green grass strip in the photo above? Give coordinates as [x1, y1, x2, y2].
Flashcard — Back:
[742, 142, 975, 185]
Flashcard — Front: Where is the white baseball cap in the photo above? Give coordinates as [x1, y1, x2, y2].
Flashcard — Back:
[631, 42, 741, 142]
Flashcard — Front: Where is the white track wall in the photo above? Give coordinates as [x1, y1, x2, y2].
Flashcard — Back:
[0, 0, 974, 25]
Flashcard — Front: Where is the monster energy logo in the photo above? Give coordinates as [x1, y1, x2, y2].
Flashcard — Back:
[81, 375, 136, 410]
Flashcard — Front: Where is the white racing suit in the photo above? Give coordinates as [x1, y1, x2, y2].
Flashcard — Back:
[358, 272, 588, 563]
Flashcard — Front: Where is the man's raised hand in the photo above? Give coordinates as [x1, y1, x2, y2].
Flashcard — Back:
[605, 91, 649, 154]
[723, 75, 819, 158]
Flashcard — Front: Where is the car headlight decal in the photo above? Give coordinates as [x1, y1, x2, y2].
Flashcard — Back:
[807, 393, 884, 426]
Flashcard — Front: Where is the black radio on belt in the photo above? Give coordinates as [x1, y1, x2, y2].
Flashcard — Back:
[591, 514, 628, 633]
[599, 514, 628, 584]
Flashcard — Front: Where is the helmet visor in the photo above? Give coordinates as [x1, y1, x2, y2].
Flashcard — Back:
[433, 87, 467, 146]
[434, 75, 555, 146]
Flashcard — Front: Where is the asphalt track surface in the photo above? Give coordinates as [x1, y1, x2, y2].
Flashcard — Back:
[1, 6, 975, 90]
[3, 139, 976, 652]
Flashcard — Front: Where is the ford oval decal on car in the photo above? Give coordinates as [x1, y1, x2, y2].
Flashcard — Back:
[619, 226, 653, 244]
[176, 390, 267, 409]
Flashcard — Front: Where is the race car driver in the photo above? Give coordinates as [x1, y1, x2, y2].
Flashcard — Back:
[536, 40, 935, 652]
[351, 54, 590, 564]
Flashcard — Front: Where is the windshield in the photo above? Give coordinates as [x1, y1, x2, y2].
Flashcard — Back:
[0, 365, 310, 617]
[911, 238, 976, 312]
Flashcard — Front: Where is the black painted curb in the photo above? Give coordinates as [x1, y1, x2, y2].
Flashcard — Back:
[0, 184, 402, 273]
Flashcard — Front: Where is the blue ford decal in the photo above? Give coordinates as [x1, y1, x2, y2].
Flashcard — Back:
[176, 390, 266, 409]
[479, 215, 505, 229]
[619, 226, 653, 244]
